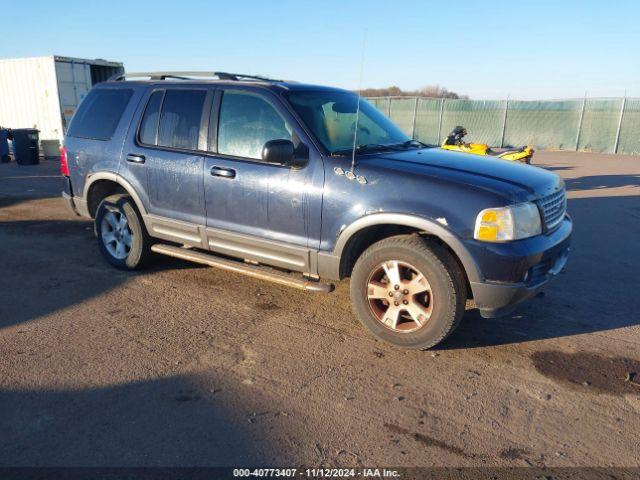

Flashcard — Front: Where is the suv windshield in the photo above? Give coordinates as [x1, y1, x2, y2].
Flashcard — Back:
[286, 90, 411, 154]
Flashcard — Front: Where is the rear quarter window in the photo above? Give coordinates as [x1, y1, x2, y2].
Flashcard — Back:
[67, 88, 133, 141]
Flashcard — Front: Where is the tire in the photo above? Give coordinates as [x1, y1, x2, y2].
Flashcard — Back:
[350, 234, 467, 350]
[95, 194, 151, 270]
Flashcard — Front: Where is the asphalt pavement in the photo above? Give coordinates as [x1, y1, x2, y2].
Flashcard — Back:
[0, 151, 639, 467]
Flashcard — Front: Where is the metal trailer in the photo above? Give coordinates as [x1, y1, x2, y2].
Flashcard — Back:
[0, 55, 124, 157]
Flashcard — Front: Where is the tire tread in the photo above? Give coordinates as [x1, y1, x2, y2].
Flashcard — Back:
[351, 234, 467, 350]
[95, 194, 152, 270]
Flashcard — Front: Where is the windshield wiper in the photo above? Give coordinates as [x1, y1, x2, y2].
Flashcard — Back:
[331, 143, 403, 156]
[357, 143, 403, 153]
[383, 139, 431, 150]
[330, 140, 432, 156]
[399, 139, 430, 148]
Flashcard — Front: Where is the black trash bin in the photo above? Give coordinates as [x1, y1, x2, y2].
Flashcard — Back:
[0, 128, 10, 163]
[12, 128, 40, 165]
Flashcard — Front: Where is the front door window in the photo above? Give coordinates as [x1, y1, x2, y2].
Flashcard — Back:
[217, 91, 292, 160]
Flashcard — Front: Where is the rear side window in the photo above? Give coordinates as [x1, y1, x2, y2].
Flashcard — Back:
[67, 88, 133, 140]
[138, 91, 163, 145]
[157, 90, 206, 150]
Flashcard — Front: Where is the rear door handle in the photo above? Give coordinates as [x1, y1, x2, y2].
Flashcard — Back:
[126, 154, 145, 164]
[210, 166, 236, 179]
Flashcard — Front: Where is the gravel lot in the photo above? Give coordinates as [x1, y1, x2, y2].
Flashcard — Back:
[0, 151, 639, 467]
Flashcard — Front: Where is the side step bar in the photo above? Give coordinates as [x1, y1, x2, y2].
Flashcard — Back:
[151, 244, 334, 293]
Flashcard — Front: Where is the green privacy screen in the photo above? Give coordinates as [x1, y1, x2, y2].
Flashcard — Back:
[414, 98, 442, 144]
[442, 100, 506, 147]
[618, 99, 640, 155]
[578, 98, 622, 154]
[504, 100, 581, 150]
[364, 96, 639, 155]
[389, 97, 416, 136]
[369, 97, 389, 115]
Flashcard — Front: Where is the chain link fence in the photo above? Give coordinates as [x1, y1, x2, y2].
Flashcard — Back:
[367, 96, 640, 155]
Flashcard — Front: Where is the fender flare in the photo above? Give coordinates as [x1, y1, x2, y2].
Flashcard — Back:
[83, 171, 148, 217]
[323, 213, 482, 283]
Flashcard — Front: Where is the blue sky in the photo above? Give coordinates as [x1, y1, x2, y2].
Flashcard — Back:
[3, 0, 639, 99]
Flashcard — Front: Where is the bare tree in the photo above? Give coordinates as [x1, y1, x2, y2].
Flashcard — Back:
[357, 85, 467, 99]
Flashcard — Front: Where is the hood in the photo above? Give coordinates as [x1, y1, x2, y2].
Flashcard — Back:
[361, 147, 563, 200]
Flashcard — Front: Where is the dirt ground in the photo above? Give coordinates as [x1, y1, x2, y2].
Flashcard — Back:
[0, 151, 639, 468]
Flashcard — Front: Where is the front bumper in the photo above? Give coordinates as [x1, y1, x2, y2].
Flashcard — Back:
[468, 215, 572, 318]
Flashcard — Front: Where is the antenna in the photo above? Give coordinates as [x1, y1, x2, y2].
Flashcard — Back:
[350, 30, 368, 175]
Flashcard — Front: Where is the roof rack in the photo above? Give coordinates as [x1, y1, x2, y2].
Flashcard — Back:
[108, 71, 283, 83]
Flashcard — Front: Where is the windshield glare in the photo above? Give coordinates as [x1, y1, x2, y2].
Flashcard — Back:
[286, 91, 410, 154]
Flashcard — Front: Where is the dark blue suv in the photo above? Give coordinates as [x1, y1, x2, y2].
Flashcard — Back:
[61, 72, 571, 349]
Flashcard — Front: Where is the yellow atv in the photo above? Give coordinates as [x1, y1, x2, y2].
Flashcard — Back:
[441, 126, 534, 164]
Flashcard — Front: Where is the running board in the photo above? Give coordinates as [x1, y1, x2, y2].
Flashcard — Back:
[151, 244, 334, 293]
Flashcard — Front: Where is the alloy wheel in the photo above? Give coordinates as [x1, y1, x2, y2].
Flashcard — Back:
[366, 260, 433, 333]
[101, 209, 133, 260]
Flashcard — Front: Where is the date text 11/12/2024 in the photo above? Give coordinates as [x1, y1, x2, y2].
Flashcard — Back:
[232, 468, 400, 478]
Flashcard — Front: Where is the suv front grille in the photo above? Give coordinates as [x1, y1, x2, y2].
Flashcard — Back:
[538, 188, 566, 231]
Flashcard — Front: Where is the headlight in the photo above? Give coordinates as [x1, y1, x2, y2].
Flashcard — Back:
[474, 202, 542, 242]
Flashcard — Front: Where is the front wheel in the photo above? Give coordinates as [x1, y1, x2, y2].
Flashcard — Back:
[95, 194, 151, 270]
[350, 235, 467, 350]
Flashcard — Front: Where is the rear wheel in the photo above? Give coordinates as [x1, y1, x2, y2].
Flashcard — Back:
[350, 235, 467, 350]
[95, 194, 151, 270]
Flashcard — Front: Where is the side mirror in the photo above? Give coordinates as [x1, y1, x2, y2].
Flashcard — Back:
[262, 139, 307, 168]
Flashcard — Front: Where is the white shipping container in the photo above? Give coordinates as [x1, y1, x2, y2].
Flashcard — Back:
[0, 55, 124, 155]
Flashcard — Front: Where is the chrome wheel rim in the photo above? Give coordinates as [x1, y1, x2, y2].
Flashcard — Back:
[366, 260, 433, 333]
[101, 209, 132, 260]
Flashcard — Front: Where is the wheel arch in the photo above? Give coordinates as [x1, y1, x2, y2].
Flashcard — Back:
[83, 172, 148, 218]
[322, 213, 482, 285]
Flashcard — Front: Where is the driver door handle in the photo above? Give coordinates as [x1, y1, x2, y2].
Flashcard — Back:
[210, 166, 236, 179]
[126, 154, 145, 164]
